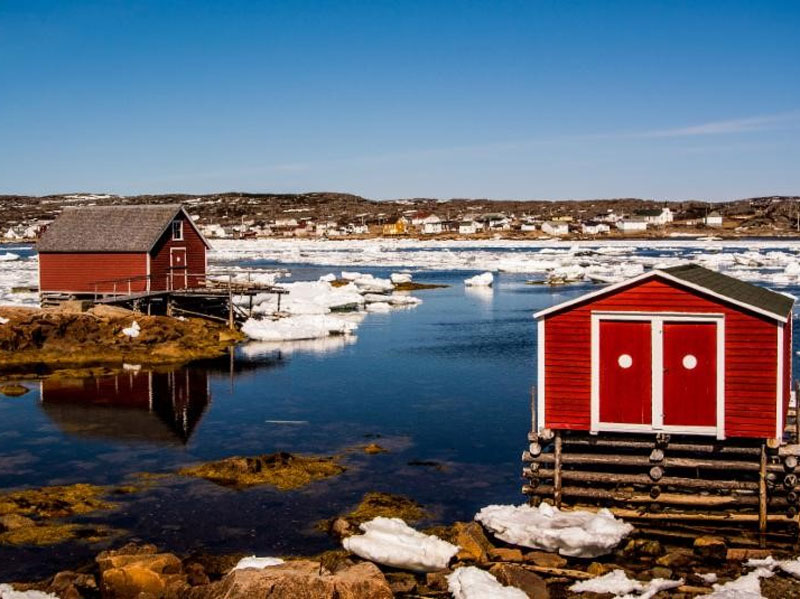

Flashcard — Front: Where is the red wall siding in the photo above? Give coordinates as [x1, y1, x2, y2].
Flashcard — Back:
[149, 214, 207, 291]
[39, 253, 148, 293]
[543, 277, 782, 439]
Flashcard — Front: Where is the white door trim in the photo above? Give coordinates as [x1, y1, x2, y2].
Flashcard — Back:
[590, 311, 726, 439]
[537, 318, 546, 434]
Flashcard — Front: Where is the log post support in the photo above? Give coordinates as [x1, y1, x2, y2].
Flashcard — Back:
[553, 431, 563, 508]
[759, 443, 768, 539]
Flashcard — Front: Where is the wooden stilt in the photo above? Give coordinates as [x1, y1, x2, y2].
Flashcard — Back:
[759, 444, 768, 540]
[553, 431, 562, 508]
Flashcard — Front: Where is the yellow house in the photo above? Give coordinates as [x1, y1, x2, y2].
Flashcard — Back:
[382, 216, 409, 236]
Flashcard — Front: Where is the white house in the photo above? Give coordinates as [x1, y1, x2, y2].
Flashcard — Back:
[581, 221, 610, 235]
[520, 222, 537, 232]
[616, 217, 648, 233]
[635, 207, 673, 226]
[541, 221, 569, 236]
[347, 223, 369, 235]
[421, 215, 443, 235]
[458, 221, 478, 235]
[704, 211, 723, 227]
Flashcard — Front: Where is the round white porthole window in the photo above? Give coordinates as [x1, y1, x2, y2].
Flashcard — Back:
[618, 354, 633, 368]
[682, 354, 698, 369]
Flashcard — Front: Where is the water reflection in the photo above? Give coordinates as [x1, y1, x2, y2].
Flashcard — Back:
[239, 334, 357, 358]
[464, 285, 494, 303]
[40, 370, 210, 445]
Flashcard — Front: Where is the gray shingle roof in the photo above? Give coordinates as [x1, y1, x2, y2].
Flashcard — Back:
[662, 263, 794, 320]
[37, 205, 195, 253]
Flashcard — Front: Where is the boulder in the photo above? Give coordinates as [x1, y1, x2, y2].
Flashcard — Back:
[385, 572, 417, 594]
[489, 563, 550, 599]
[453, 522, 493, 563]
[693, 536, 727, 561]
[656, 548, 695, 568]
[424, 569, 451, 592]
[488, 547, 524, 563]
[97, 544, 187, 599]
[523, 551, 567, 568]
[189, 560, 392, 599]
[0, 514, 35, 531]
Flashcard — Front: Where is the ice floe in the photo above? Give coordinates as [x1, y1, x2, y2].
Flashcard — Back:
[447, 566, 527, 599]
[242, 314, 357, 341]
[342, 517, 459, 573]
[475, 503, 633, 558]
[464, 272, 494, 287]
[231, 556, 285, 571]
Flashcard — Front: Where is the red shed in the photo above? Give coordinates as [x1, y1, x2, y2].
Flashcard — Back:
[534, 264, 794, 442]
[37, 204, 210, 296]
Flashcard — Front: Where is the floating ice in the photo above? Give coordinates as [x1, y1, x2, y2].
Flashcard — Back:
[390, 272, 413, 284]
[366, 302, 392, 313]
[342, 517, 459, 573]
[447, 567, 527, 599]
[242, 315, 357, 341]
[464, 272, 494, 287]
[0, 253, 19, 262]
[475, 503, 633, 558]
[232, 556, 285, 571]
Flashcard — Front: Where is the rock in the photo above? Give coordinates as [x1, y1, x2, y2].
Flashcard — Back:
[490, 563, 550, 599]
[317, 549, 356, 574]
[488, 547, 524, 563]
[0, 383, 29, 397]
[523, 551, 567, 568]
[693, 536, 727, 561]
[97, 544, 187, 599]
[50, 571, 98, 599]
[0, 514, 35, 531]
[385, 572, 417, 594]
[587, 562, 615, 577]
[453, 522, 493, 563]
[622, 538, 663, 558]
[651, 566, 673, 579]
[330, 517, 355, 539]
[425, 569, 451, 592]
[363, 443, 388, 454]
[726, 548, 773, 561]
[190, 560, 392, 599]
[656, 549, 695, 568]
[184, 562, 211, 586]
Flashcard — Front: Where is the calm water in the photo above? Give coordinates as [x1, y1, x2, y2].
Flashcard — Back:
[1, 254, 799, 579]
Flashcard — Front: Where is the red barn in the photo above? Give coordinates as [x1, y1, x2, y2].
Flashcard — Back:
[37, 205, 210, 296]
[534, 264, 794, 442]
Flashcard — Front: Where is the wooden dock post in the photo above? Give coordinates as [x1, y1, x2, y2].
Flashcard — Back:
[553, 431, 563, 508]
[759, 443, 768, 541]
[227, 274, 235, 330]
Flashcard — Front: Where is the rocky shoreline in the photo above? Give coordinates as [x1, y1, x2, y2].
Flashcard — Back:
[0, 306, 242, 380]
[2, 452, 800, 597]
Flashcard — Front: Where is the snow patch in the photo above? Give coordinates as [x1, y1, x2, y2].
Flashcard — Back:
[570, 570, 683, 599]
[342, 517, 459, 573]
[447, 567, 527, 599]
[232, 556, 285, 571]
[0, 585, 58, 599]
[122, 321, 140, 338]
[475, 503, 633, 558]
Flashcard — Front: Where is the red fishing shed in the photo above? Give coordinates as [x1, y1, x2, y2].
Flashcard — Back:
[37, 204, 210, 297]
[533, 264, 794, 442]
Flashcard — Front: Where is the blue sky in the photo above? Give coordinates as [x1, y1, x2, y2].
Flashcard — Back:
[1, 1, 798, 201]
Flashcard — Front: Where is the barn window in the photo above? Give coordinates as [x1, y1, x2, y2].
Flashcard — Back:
[172, 220, 183, 241]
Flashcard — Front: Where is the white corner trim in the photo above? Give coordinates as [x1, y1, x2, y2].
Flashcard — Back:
[533, 269, 788, 323]
[777, 325, 784, 441]
[537, 318, 546, 433]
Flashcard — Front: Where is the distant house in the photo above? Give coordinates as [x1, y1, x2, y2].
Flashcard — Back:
[520, 222, 538, 232]
[37, 204, 210, 295]
[552, 215, 574, 222]
[382, 216, 409, 236]
[704, 211, 724, 227]
[459, 221, 478, 235]
[617, 217, 648, 233]
[541, 221, 569, 236]
[410, 212, 433, 227]
[347, 223, 369, 235]
[421, 215, 443, 235]
[581, 221, 610, 235]
[481, 214, 511, 231]
[635, 207, 673, 226]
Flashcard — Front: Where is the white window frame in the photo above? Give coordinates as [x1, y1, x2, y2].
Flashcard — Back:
[590, 311, 726, 439]
[172, 220, 184, 241]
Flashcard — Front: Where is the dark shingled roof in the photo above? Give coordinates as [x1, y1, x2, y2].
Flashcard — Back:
[662, 263, 794, 320]
[37, 205, 196, 253]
